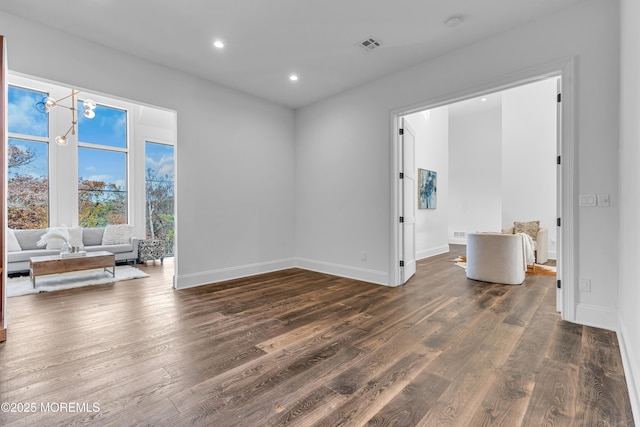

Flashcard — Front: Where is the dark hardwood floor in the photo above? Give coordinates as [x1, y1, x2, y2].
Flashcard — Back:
[0, 249, 634, 426]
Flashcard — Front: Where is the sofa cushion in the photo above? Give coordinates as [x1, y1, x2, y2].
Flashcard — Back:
[7, 229, 22, 252]
[102, 224, 134, 245]
[514, 220, 540, 241]
[7, 249, 59, 263]
[14, 229, 48, 251]
[85, 244, 133, 254]
[83, 228, 105, 246]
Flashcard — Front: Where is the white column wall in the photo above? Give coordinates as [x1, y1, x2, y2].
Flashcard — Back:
[405, 108, 450, 260]
[618, 0, 640, 421]
[448, 106, 502, 241]
[501, 78, 558, 258]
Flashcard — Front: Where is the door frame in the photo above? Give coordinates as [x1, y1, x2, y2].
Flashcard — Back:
[389, 58, 577, 322]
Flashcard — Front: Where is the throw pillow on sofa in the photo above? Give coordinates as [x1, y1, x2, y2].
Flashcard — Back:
[102, 224, 134, 245]
[7, 229, 22, 252]
[514, 220, 540, 242]
[45, 226, 83, 249]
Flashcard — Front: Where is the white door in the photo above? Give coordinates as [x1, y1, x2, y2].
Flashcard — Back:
[400, 118, 417, 284]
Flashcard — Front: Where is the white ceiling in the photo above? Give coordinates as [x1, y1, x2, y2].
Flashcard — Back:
[0, 0, 586, 109]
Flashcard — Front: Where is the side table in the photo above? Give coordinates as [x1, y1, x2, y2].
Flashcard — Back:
[137, 239, 165, 264]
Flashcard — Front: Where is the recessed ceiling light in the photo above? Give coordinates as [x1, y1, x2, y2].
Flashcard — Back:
[289, 74, 299, 82]
[481, 97, 487, 102]
[213, 40, 224, 49]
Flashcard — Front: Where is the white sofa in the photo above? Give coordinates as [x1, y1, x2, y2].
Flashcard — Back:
[502, 226, 548, 264]
[466, 233, 527, 285]
[7, 227, 138, 274]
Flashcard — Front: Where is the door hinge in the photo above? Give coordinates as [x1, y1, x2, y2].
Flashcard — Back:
[557, 218, 561, 227]
[399, 216, 404, 223]
[399, 128, 404, 135]
[400, 260, 405, 267]
[557, 279, 561, 289]
[557, 155, 561, 165]
[557, 93, 562, 102]
[399, 172, 404, 179]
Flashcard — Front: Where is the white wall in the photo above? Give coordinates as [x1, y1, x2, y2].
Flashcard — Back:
[295, 0, 620, 329]
[502, 78, 558, 257]
[448, 104, 503, 242]
[405, 108, 449, 259]
[618, 0, 640, 420]
[0, 10, 297, 288]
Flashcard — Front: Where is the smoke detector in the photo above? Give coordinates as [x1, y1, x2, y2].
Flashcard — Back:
[445, 15, 464, 28]
[355, 37, 382, 52]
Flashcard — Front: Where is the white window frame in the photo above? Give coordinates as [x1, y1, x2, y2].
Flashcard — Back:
[7, 79, 55, 226]
[76, 97, 132, 227]
[7, 74, 135, 228]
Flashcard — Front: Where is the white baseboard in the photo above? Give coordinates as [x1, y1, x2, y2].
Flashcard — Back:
[175, 258, 295, 289]
[448, 238, 467, 245]
[618, 316, 640, 425]
[574, 303, 618, 331]
[295, 258, 390, 286]
[417, 245, 450, 260]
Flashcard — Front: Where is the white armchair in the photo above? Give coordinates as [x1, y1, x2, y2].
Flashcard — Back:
[502, 226, 548, 264]
[466, 233, 527, 285]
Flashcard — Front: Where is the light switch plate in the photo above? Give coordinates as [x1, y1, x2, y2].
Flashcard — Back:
[579, 278, 591, 292]
[597, 194, 610, 207]
[579, 194, 597, 207]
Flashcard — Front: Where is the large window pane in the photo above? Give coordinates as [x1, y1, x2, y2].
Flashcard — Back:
[8, 85, 48, 137]
[145, 142, 175, 255]
[8, 138, 49, 229]
[78, 148, 127, 226]
[78, 103, 127, 148]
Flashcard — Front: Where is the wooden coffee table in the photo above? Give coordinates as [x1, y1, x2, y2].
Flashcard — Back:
[29, 251, 115, 289]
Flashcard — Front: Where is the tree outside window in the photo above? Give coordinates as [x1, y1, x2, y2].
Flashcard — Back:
[7, 85, 49, 229]
[77, 104, 128, 227]
[145, 142, 175, 255]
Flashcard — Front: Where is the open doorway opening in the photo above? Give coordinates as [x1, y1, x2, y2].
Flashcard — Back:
[394, 73, 566, 312]
[5, 72, 177, 296]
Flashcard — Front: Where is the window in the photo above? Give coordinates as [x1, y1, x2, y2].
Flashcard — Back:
[145, 142, 175, 255]
[7, 85, 50, 229]
[77, 103, 128, 226]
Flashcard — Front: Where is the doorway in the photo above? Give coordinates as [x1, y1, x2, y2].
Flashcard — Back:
[5, 72, 178, 290]
[391, 61, 576, 322]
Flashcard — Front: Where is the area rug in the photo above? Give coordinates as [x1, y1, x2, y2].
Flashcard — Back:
[450, 256, 557, 277]
[7, 266, 149, 297]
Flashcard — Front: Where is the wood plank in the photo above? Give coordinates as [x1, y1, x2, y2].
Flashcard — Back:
[521, 358, 579, 426]
[468, 309, 559, 426]
[317, 344, 441, 426]
[366, 372, 450, 426]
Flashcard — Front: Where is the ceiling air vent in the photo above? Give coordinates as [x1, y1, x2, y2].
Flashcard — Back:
[356, 37, 382, 52]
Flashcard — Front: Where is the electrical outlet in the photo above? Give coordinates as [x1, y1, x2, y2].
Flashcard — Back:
[361, 251, 367, 262]
[579, 278, 591, 292]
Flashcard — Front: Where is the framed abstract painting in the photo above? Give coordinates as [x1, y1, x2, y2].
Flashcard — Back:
[418, 169, 437, 209]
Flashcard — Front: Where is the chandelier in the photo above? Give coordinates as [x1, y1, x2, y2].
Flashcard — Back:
[36, 89, 96, 146]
